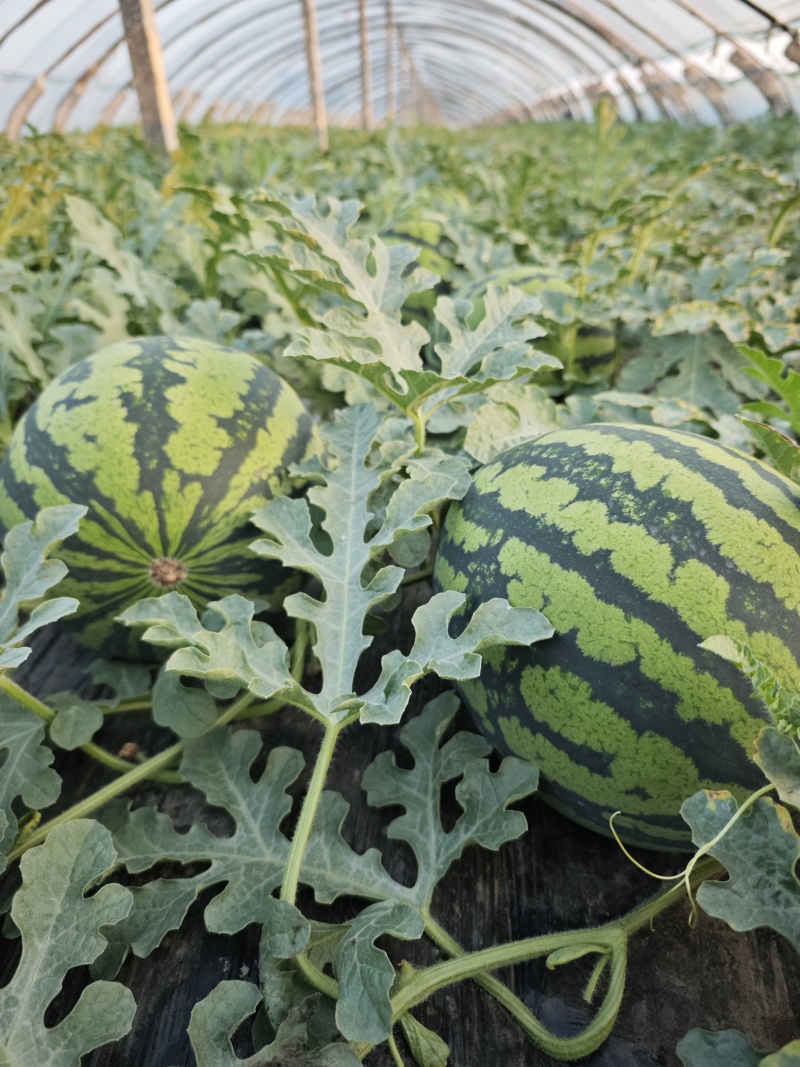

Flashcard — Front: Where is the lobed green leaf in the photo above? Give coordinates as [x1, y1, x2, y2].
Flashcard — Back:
[0, 820, 134, 1065]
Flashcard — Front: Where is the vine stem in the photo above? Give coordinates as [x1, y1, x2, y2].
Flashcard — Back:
[6, 688, 257, 863]
[103, 698, 153, 714]
[278, 713, 358, 1003]
[399, 566, 433, 588]
[352, 855, 722, 1063]
[387, 1034, 406, 1066]
[0, 672, 181, 783]
[6, 739, 185, 863]
[280, 717, 343, 905]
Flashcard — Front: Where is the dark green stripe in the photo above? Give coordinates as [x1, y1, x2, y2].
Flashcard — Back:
[475, 435, 800, 665]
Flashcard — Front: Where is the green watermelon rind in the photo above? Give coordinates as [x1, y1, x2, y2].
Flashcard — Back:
[0, 335, 317, 654]
[434, 423, 800, 851]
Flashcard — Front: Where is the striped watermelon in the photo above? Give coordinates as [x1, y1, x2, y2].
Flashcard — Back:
[431, 266, 617, 385]
[434, 423, 800, 850]
[0, 336, 317, 654]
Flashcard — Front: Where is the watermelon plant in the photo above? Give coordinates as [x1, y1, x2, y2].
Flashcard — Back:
[430, 265, 618, 386]
[0, 119, 798, 1067]
[0, 334, 317, 653]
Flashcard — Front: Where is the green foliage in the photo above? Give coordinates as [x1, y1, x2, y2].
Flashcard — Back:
[361, 692, 538, 910]
[0, 697, 60, 862]
[0, 504, 85, 669]
[0, 820, 135, 1064]
[700, 635, 800, 737]
[122, 404, 551, 728]
[739, 344, 800, 435]
[1, 118, 800, 1066]
[187, 985, 359, 1067]
[678, 1029, 800, 1066]
[682, 789, 800, 951]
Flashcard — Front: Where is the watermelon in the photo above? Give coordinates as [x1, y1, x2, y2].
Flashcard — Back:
[430, 266, 617, 385]
[0, 336, 317, 654]
[434, 423, 800, 850]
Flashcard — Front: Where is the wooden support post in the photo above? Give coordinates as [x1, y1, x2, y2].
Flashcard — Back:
[300, 0, 329, 150]
[118, 0, 178, 152]
[359, 0, 373, 130]
[385, 0, 395, 124]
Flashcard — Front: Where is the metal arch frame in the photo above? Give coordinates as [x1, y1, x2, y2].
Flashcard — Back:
[517, 0, 696, 119]
[2, 0, 799, 136]
[4, 2, 117, 77]
[160, 0, 603, 100]
[185, 13, 550, 127]
[322, 63, 481, 126]
[220, 28, 535, 127]
[51, 0, 276, 133]
[313, 32, 540, 119]
[0, 0, 55, 49]
[10, 0, 657, 132]
[452, 0, 676, 119]
[5, 0, 186, 138]
[0, 0, 665, 132]
[322, 51, 538, 124]
[265, 56, 501, 126]
[266, 49, 520, 126]
[41, 0, 615, 133]
[661, 0, 795, 112]
[588, 0, 734, 123]
[469, 0, 652, 115]
[169, 1, 592, 125]
[320, 0, 644, 120]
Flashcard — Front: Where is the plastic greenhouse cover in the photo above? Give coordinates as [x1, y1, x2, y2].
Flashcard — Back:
[0, 0, 799, 131]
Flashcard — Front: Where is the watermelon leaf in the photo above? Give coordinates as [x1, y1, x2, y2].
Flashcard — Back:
[360, 693, 538, 910]
[0, 695, 61, 860]
[680, 790, 800, 951]
[334, 899, 424, 1043]
[738, 344, 800, 435]
[737, 417, 800, 485]
[96, 696, 537, 965]
[258, 920, 347, 1038]
[186, 980, 262, 1067]
[699, 635, 800, 738]
[754, 728, 800, 810]
[120, 403, 546, 729]
[0, 504, 86, 669]
[677, 1028, 769, 1067]
[399, 1010, 451, 1067]
[46, 692, 104, 749]
[152, 666, 228, 738]
[120, 593, 314, 715]
[359, 591, 553, 726]
[187, 984, 360, 1067]
[255, 194, 553, 418]
[250, 404, 487, 724]
[431, 285, 549, 380]
[254, 193, 434, 382]
[88, 658, 153, 705]
[96, 730, 303, 960]
[0, 820, 135, 1064]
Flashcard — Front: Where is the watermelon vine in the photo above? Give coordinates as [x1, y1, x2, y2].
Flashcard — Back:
[0, 118, 799, 1066]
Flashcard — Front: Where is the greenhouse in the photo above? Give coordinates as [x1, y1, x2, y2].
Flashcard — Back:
[0, 3, 799, 1066]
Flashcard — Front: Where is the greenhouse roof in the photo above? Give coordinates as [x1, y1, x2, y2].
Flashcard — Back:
[1, 0, 800, 135]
